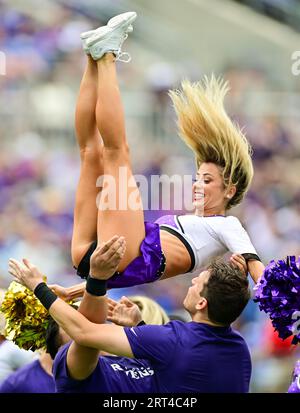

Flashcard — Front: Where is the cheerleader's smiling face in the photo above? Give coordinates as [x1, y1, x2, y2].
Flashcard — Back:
[192, 162, 236, 216]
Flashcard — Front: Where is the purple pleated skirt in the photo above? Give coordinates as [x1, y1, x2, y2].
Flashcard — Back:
[75, 221, 166, 289]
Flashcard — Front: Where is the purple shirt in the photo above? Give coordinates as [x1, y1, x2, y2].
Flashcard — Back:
[288, 360, 300, 393]
[124, 320, 252, 393]
[0, 359, 55, 393]
[53, 342, 156, 393]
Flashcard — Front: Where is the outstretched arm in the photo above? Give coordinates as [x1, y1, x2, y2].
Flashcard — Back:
[247, 260, 265, 284]
[48, 282, 86, 301]
[67, 235, 127, 379]
[67, 287, 107, 380]
[48, 296, 133, 358]
[8, 236, 134, 381]
[219, 218, 265, 284]
[229, 254, 264, 284]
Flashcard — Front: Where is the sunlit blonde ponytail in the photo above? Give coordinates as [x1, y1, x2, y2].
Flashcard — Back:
[169, 75, 253, 208]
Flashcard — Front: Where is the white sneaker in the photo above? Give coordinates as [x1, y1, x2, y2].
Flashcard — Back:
[80, 12, 136, 55]
[81, 28, 100, 54]
[107, 12, 136, 31]
[87, 12, 137, 62]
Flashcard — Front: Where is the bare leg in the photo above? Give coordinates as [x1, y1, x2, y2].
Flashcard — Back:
[71, 56, 104, 267]
[96, 54, 145, 271]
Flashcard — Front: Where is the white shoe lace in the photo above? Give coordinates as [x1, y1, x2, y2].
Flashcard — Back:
[115, 51, 131, 63]
[114, 33, 132, 63]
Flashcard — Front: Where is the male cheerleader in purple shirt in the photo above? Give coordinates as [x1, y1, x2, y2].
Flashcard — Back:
[8, 236, 252, 393]
[0, 352, 55, 393]
[45, 316, 155, 393]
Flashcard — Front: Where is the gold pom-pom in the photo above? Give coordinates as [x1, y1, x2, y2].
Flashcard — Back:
[0, 281, 51, 351]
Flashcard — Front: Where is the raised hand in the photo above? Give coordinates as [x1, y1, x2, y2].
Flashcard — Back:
[230, 254, 247, 276]
[107, 296, 142, 327]
[48, 284, 71, 301]
[8, 258, 44, 291]
[90, 235, 126, 280]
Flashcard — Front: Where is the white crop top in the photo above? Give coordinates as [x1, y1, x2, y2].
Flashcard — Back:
[156, 214, 257, 277]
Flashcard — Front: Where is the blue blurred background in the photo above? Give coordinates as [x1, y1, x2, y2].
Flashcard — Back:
[0, 0, 300, 392]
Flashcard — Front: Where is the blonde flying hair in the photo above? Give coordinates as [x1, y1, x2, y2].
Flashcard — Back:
[169, 75, 253, 209]
[129, 296, 169, 325]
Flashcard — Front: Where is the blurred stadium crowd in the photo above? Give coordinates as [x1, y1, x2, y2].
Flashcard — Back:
[0, 0, 300, 392]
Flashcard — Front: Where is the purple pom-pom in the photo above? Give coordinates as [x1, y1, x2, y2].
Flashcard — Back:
[254, 256, 300, 345]
[288, 360, 300, 393]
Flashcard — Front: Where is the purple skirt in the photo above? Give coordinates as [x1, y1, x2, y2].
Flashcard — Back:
[75, 222, 166, 289]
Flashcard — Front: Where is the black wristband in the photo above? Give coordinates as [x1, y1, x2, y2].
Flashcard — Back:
[241, 253, 261, 263]
[86, 276, 107, 296]
[137, 320, 146, 326]
[34, 282, 58, 311]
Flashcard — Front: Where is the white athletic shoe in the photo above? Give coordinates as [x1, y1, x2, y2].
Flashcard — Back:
[107, 11, 136, 31]
[86, 12, 137, 62]
[80, 12, 136, 55]
[81, 27, 104, 54]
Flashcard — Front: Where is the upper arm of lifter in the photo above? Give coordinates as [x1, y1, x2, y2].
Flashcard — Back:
[80, 323, 134, 358]
[66, 324, 134, 380]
